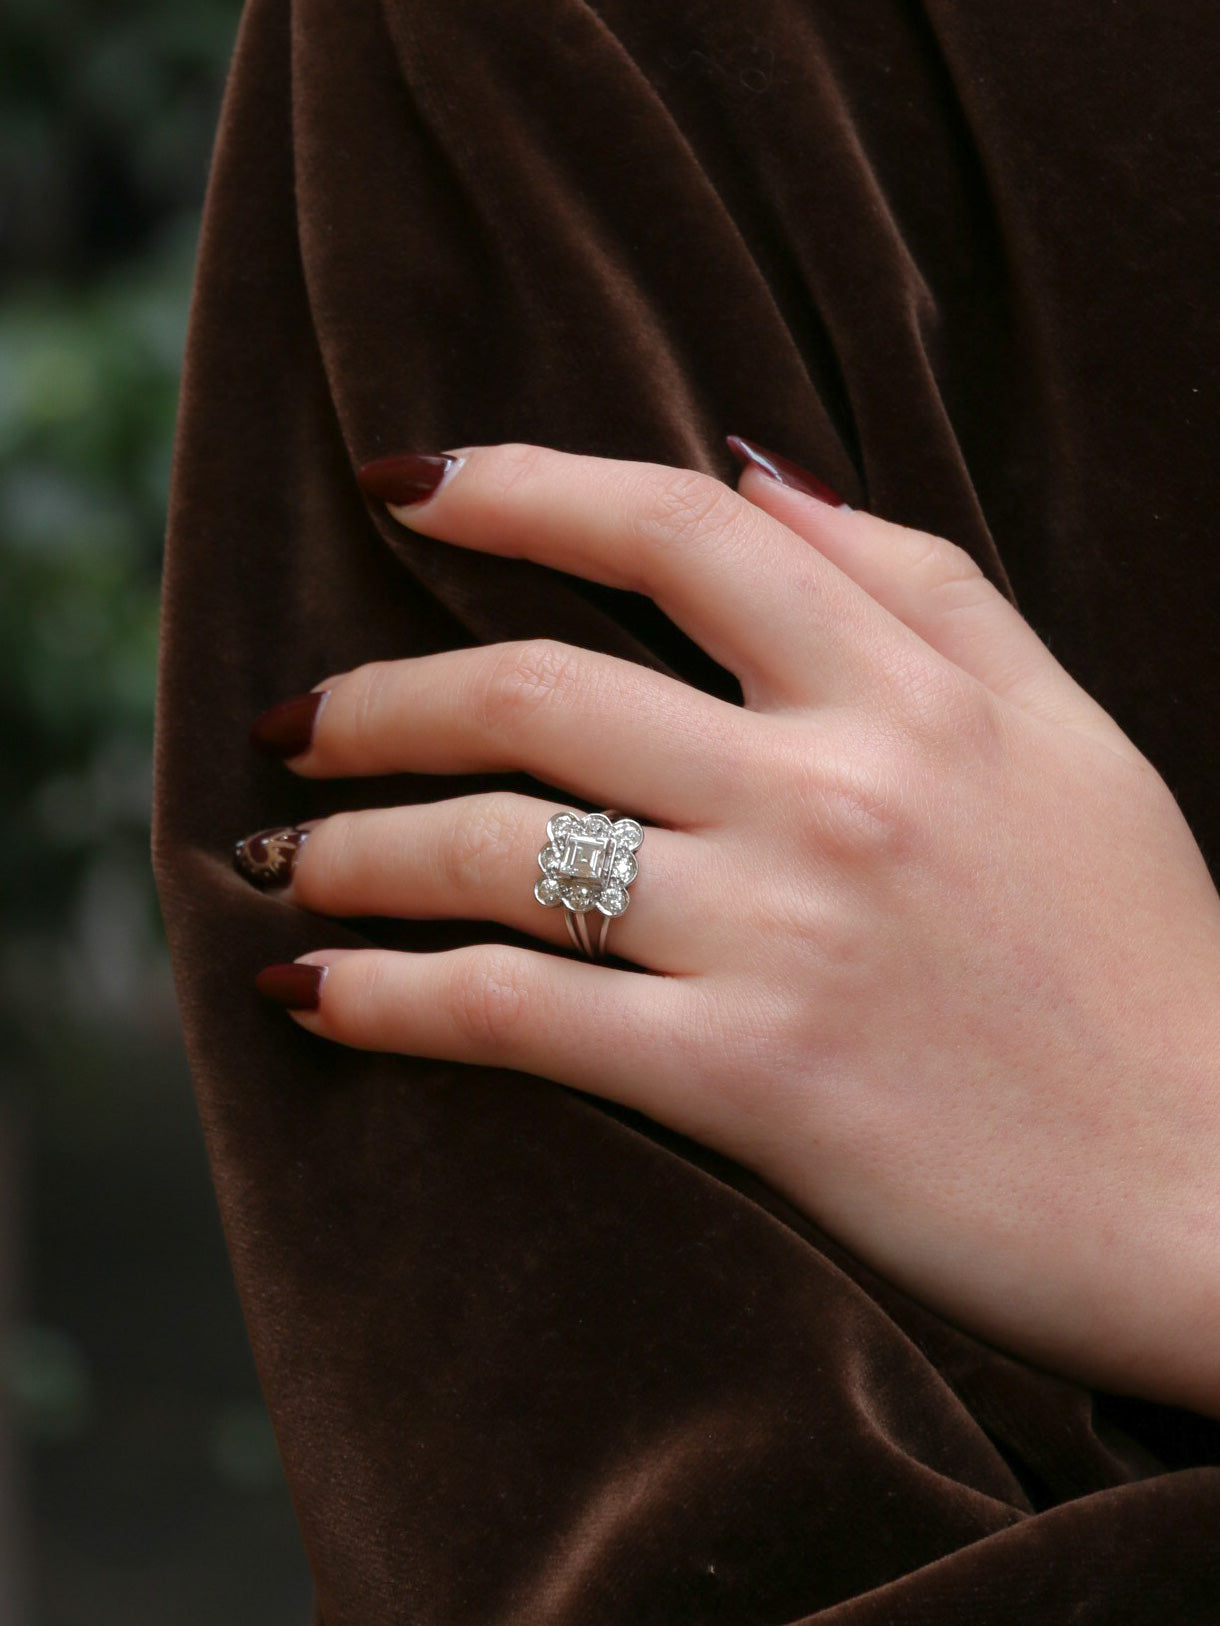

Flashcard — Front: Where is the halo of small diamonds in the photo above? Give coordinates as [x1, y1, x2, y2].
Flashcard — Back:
[535, 811, 644, 917]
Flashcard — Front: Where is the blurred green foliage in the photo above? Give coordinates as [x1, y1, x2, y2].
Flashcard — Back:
[0, 0, 242, 1076]
[0, 0, 242, 276]
[0, 10, 316, 1617]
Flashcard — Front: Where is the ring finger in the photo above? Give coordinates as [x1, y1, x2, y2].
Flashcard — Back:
[233, 791, 713, 973]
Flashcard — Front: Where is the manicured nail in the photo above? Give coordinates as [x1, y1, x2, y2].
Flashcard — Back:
[249, 691, 328, 758]
[234, 825, 310, 890]
[725, 435, 847, 508]
[255, 962, 327, 1010]
[356, 452, 457, 507]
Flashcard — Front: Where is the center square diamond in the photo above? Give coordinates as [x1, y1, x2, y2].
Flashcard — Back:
[559, 832, 617, 883]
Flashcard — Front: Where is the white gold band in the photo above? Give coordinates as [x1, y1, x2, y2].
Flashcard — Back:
[564, 907, 612, 958]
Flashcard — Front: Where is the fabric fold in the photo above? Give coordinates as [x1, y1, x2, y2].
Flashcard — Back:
[154, 0, 1220, 1618]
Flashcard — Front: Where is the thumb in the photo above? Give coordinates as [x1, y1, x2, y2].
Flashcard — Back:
[727, 437, 1135, 755]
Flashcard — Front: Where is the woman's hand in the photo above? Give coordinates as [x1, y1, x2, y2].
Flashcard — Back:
[237, 438, 1220, 1415]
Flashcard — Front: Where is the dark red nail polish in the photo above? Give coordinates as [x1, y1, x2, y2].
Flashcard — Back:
[725, 435, 846, 508]
[249, 691, 327, 758]
[255, 962, 326, 1010]
[356, 452, 456, 507]
[234, 826, 309, 889]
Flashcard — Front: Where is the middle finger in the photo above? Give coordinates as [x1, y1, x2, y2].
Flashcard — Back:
[264, 640, 755, 828]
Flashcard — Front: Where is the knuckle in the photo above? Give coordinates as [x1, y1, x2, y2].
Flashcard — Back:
[637, 468, 743, 552]
[909, 532, 985, 596]
[894, 657, 1002, 759]
[780, 686, 1003, 871]
[440, 795, 522, 893]
[950, 678, 1004, 758]
[293, 812, 359, 909]
[927, 569, 995, 621]
[330, 952, 390, 1046]
[908, 533, 1009, 633]
[347, 660, 394, 755]
[449, 948, 529, 1051]
[780, 736, 919, 867]
[476, 638, 580, 736]
[481, 441, 550, 502]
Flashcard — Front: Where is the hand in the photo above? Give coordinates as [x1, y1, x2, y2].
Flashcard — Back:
[239, 438, 1220, 1415]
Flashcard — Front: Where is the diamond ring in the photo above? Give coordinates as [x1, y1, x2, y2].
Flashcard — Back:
[534, 809, 644, 958]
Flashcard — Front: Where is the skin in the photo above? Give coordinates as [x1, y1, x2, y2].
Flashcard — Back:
[255, 441, 1220, 1416]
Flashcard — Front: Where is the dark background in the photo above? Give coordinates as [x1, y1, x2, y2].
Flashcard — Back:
[1, 0, 312, 1618]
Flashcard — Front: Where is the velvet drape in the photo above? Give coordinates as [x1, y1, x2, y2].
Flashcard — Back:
[152, 1, 1220, 1618]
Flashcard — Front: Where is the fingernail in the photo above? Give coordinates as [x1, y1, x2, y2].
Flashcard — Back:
[725, 435, 848, 508]
[255, 962, 327, 1010]
[234, 825, 310, 890]
[356, 452, 457, 507]
[250, 691, 328, 758]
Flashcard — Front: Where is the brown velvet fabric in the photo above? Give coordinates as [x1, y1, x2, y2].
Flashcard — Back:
[151, 0, 1220, 1618]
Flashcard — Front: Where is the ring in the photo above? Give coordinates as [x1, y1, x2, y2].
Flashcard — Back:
[534, 808, 644, 959]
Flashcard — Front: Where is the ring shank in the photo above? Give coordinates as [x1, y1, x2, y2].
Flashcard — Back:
[564, 907, 611, 957]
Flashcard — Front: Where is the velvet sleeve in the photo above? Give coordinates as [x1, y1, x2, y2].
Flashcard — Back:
[152, 0, 1220, 1619]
